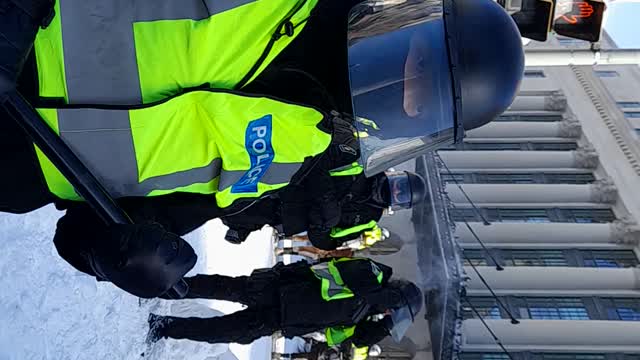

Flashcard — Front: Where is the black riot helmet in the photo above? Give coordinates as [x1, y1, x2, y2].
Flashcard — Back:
[347, 0, 525, 176]
[384, 279, 423, 342]
[372, 170, 426, 210]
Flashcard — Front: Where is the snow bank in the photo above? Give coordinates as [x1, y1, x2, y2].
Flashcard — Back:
[0, 205, 274, 360]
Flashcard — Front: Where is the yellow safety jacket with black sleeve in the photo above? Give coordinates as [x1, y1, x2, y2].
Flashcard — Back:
[31, 0, 336, 208]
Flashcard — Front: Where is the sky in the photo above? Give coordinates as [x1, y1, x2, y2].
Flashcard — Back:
[603, 2, 640, 48]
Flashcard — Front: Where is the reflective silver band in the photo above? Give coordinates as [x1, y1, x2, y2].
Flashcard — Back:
[58, 0, 256, 104]
[311, 263, 347, 299]
[57, 106, 300, 198]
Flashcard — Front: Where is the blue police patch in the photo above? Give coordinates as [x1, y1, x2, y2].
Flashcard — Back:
[231, 115, 274, 194]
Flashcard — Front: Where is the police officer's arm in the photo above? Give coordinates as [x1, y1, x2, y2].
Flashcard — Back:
[57, 192, 223, 236]
[53, 193, 222, 277]
[350, 320, 390, 348]
[303, 147, 343, 250]
[305, 116, 361, 250]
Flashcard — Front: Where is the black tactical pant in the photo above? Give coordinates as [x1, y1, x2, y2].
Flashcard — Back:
[156, 271, 282, 344]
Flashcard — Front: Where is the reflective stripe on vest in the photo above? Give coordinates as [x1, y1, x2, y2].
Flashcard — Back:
[35, 0, 317, 104]
[311, 258, 384, 301]
[325, 325, 356, 346]
[329, 162, 364, 177]
[311, 261, 354, 301]
[34, 90, 332, 207]
[330, 220, 378, 239]
[351, 345, 370, 360]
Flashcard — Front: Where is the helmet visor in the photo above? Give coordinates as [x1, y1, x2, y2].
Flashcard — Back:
[348, 0, 456, 176]
[386, 171, 412, 210]
[389, 304, 415, 342]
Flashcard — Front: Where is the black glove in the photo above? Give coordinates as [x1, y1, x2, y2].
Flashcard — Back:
[90, 223, 197, 298]
[224, 228, 251, 244]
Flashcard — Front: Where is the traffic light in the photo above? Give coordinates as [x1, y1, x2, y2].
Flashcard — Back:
[553, 0, 606, 42]
[511, 0, 555, 42]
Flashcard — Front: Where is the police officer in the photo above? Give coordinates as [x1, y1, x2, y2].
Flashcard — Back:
[1, 0, 524, 298]
[147, 257, 423, 347]
[222, 167, 426, 251]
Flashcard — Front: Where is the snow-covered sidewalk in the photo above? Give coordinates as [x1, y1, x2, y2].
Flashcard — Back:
[0, 205, 274, 360]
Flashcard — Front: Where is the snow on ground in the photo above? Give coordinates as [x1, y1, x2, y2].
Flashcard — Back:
[0, 205, 274, 360]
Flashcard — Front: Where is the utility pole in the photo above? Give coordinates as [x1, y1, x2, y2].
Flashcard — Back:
[525, 48, 640, 66]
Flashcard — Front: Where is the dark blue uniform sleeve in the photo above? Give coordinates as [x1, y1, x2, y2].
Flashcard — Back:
[0, 0, 53, 91]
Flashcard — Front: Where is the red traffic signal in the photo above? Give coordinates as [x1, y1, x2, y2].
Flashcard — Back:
[553, 0, 606, 42]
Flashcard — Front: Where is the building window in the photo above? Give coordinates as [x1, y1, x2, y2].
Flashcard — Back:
[516, 297, 591, 320]
[441, 172, 595, 185]
[502, 250, 569, 267]
[538, 355, 606, 360]
[530, 142, 578, 151]
[462, 297, 501, 319]
[595, 70, 619, 78]
[486, 209, 551, 223]
[462, 143, 523, 151]
[543, 173, 596, 184]
[495, 114, 563, 122]
[581, 250, 640, 268]
[560, 209, 616, 223]
[452, 208, 616, 223]
[449, 208, 479, 222]
[462, 249, 639, 268]
[466, 296, 640, 321]
[524, 70, 545, 78]
[617, 102, 640, 109]
[636, 129, 640, 137]
[601, 298, 640, 321]
[458, 142, 578, 151]
[441, 173, 465, 184]
[624, 112, 640, 118]
[475, 173, 536, 184]
[466, 297, 591, 320]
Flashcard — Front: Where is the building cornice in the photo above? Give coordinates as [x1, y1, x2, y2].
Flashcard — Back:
[571, 65, 640, 176]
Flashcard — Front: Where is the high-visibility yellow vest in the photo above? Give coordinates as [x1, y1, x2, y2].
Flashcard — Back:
[313, 258, 385, 346]
[351, 345, 370, 360]
[34, 0, 318, 104]
[35, 90, 332, 208]
[330, 220, 378, 240]
[32, 0, 324, 207]
[310, 258, 384, 302]
[326, 325, 357, 347]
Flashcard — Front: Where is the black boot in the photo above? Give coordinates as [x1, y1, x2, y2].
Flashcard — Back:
[146, 313, 170, 344]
